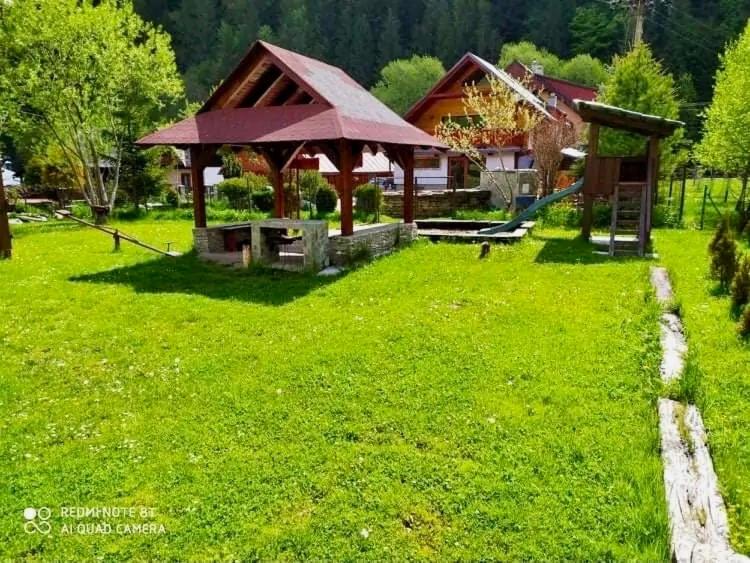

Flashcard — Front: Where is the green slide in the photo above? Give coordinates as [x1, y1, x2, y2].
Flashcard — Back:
[478, 178, 584, 234]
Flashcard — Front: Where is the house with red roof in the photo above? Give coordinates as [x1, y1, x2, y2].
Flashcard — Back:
[505, 60, 598, 138]
[396, 52, 554, 192]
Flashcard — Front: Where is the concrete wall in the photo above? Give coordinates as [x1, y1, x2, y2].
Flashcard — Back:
[480, 169, 538, 209]
[328, 223, 417, 267]
[383, 189, 492, 218]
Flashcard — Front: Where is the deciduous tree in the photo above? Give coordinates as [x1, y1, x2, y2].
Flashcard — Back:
[697, 21, 750, 217]
[0, 0, 184, 223]
[371, 56, 446, 116]
[436, 77, 543, 205]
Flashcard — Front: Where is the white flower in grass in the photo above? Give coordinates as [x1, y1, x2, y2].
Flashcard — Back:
[360, 528, 370, 539]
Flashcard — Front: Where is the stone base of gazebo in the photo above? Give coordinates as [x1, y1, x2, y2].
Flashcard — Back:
[193, 220, 415, 272]
[328, 223, 416, 267]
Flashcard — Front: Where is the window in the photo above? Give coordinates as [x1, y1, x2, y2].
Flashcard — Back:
[180, 173, 192, 188]
[415, 157, 441, 169]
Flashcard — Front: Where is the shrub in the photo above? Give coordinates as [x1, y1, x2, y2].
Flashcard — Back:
[354, 183, 382, 215]
[299, 171, 329, 203]
[217, 173, 269, 209]
[653, 204, 681, 228]
[732, 255, 750, 309]
[739, 306, 750, 338]
[315, 184, 338, 214]
[217, 177, 251, 209]
[251, 189, 274, 212]
[164, 187, 179, 207]
[709, 217, 738, 290]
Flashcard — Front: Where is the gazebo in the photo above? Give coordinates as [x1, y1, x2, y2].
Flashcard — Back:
[138, 41, 445, 268]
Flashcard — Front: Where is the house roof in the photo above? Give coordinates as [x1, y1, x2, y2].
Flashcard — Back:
[139, 41, 444, 150]
[403, 52, 551, 123]
[506, 61, 598, 106]
[573, 100, 684, 137]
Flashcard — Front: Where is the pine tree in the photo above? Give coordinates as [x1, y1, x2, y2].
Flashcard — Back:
[598, 42, 683, 175]
[278, 0, 312, 54]
[377, 7, 403, 71]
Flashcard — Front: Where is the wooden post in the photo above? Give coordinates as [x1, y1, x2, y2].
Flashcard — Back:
[581, 123, 600, 240]
[189, 146, 207, 229]
[113, 230, 121, 252]
[0, 164, 11, 259]
[402, 148, 415, 224]
[644, 135, 660, 243]
[339, 139, 354, 236]
[271, 164, 285, 218]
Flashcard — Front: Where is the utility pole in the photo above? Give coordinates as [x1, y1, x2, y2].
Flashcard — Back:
[0, 160, 12, 259]
[633, 0, 645, 44]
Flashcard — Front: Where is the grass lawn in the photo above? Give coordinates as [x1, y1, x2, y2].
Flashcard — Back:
[656, 229, 750, 553]
[1, 220, 669, 560]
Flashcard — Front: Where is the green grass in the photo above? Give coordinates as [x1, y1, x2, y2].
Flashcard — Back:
[658, 176, 746, 230]
[1, 220, 669, 559]
[656, 229, 750, 552]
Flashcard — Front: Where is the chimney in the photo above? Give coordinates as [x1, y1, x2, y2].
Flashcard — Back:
[530, 60, 544, 75]
[547, 93, 558, 110]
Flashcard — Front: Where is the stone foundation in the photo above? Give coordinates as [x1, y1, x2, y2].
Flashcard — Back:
[194, 221, 417, 271]
[328, 223, 416, 266]
[193, 227, 225, 254]
[383, 189, 491, 218]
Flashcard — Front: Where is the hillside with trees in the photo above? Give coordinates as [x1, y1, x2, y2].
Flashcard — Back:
[133, 0, 750, 110]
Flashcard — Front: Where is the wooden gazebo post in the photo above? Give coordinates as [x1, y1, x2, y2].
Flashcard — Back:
[402, 149, 416, 224]
[0, 165, 11, 259]
[189, 146, 212, 229]
[339, 139, 354, 236]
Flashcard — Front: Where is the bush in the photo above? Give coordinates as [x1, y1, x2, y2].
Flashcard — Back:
[732, 255, 750, 310]
[315, 185, 338, 214]
[354, 183, 382, 215]
[251, 189, 274, 212]
[653, 204, 681, 228]
[164, 187, 179, 207]
[739, 306, 750, 338]
[217, 177, 251, 209]
[709, 217, 738, 290]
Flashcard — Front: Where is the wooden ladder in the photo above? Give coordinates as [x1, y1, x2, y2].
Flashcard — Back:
[609, 182, 647, 257]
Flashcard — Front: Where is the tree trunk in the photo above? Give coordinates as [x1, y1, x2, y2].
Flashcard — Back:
[0, 166, 12, 259]
[92, 205, 109, 225]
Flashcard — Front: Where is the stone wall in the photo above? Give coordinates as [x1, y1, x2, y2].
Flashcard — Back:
[193, 227, 225, 254]
[382, 189, 492, 218]
[328, 223, 417, 267]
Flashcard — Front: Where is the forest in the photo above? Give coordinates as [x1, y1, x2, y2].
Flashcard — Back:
[134, 0, 750, 110]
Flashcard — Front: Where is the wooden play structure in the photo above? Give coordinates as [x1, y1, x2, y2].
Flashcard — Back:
[55, 210, 180, 256]
[574, 100, 683, 256]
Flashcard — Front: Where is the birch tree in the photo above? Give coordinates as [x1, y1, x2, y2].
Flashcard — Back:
[697, 20, 750, 221]
[0, 0, 183, 223]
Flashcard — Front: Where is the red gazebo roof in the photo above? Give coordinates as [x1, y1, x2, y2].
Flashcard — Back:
[138, 41, 445, 150]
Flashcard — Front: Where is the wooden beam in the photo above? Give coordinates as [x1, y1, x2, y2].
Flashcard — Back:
[256, 143, 306, 218]
[282, 88, 312, 106]
[189, 145, 215, 229]
[339, 139, 354, 236]
[644, 135, 660, 245]
[0, 165, 12, 259]
[581, 123, 600, 240]
[402, 147, 415, 224]
[254, 74, 291, 107]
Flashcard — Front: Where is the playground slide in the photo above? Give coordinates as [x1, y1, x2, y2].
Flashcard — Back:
[478, 178, 584, 235]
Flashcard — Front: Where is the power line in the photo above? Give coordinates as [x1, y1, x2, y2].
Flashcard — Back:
[645, 12, 719, 55]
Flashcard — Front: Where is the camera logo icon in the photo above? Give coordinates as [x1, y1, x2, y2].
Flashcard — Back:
[23, 507, 51, 535]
